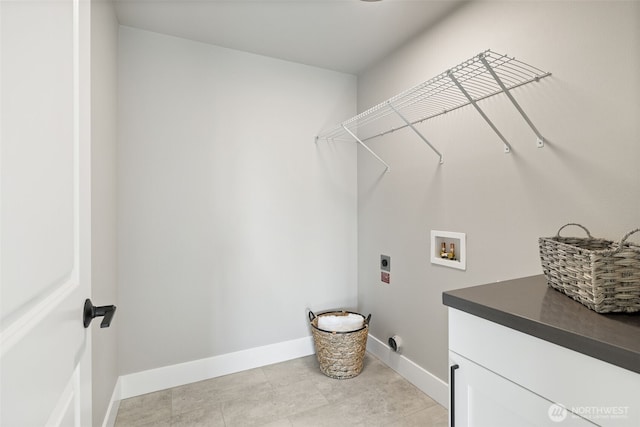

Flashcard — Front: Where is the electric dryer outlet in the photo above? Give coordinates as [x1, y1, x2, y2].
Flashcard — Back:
[380, 255, 390, 272]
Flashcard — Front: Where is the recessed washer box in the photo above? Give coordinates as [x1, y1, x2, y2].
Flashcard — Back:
[431, 230, 466, 270]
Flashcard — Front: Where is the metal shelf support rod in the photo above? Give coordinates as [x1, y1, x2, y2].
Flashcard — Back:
[388, 102, 444, 164]
[448, 70, 512, 154]
[479, 55, 546, 148]
[341, 124, 390, 172]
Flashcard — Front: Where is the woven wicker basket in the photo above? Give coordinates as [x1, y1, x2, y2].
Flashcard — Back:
[539, 223, 640, 313]
[308, 310, 371, 379]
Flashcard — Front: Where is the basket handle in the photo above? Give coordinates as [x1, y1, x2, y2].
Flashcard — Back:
[611, 228, 640, 253]
[556, 223, 592, 239]
[308, 310, 316, 322]
[364, 314, 372, 325]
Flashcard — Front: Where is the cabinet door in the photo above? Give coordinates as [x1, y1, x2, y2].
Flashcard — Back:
[449, 352, 593, 427]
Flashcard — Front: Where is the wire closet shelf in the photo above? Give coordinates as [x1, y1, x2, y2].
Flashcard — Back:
[316, 50, 551, 169]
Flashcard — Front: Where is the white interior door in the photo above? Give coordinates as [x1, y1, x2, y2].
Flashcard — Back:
[1, 0, 92, 425]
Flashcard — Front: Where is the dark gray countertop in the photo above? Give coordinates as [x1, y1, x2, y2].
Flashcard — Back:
[442, 275, 640, 374]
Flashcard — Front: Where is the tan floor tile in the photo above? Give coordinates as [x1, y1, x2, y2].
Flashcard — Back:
[170, 405, 226, 427]
[375, 375, 439, 417]
[116, 420, 171, 427]
[172, 367, 268, 396]
[261, 418, 294, 427]
[114, 353, 449, 427]
[115, 389, 172, 427]
[172, 376, 272, 415]
[222, 379, 329, 427]
[261, 355, 325, 387]
[387, 404, 449, 427]
[290, 387, 390, 427]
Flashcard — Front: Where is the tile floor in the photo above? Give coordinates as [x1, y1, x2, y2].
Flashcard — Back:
[115, 353, 448, 427]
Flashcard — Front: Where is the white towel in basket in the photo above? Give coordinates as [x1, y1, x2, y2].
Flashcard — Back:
[318, 313, 364, 332]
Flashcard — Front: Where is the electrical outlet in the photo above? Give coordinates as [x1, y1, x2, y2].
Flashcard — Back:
[381, 272, 390, 284]
[381, 254, 390, 272]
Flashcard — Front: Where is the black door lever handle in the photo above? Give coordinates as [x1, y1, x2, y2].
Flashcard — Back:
[83, 299, 117, 328]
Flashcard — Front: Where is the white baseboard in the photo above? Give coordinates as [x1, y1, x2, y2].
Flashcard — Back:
[102, 378, 121, 427]
[366, 334, 449, 409]
[116, 335, 315, 400]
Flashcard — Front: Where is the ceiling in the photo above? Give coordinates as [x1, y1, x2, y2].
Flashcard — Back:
[114, 0, 466, 75]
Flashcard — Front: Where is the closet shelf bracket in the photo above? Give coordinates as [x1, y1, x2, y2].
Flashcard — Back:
[478, 53, 546, 147]
[448, 70, 512, 154]
[341, 124, 391, 172]
[388, 102, 444, 164]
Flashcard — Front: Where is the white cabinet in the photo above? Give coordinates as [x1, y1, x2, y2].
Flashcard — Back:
[449, 352, 592, 427]
[448, 309, 640, 427]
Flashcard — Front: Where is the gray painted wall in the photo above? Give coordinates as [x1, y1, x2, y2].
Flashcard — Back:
[117, 27, 358, 375]
[91, 0, 119, 425]
[102, 0, 639, 413]
[357, 0, 640, 382]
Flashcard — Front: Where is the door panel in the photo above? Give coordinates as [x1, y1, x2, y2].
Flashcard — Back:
[450, 352, 594, 427]
[1, 0, 75, 320]
[1, 0, 91, 426]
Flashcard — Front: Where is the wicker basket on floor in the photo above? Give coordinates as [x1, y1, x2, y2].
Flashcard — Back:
[308, 310, 371, 379]
[539, 223, 640, 313]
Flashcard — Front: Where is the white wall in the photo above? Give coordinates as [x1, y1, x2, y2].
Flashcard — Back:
[358, 0, 640, 383]
[91, 0, 119, 424]
[117, 27, 357, 375]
